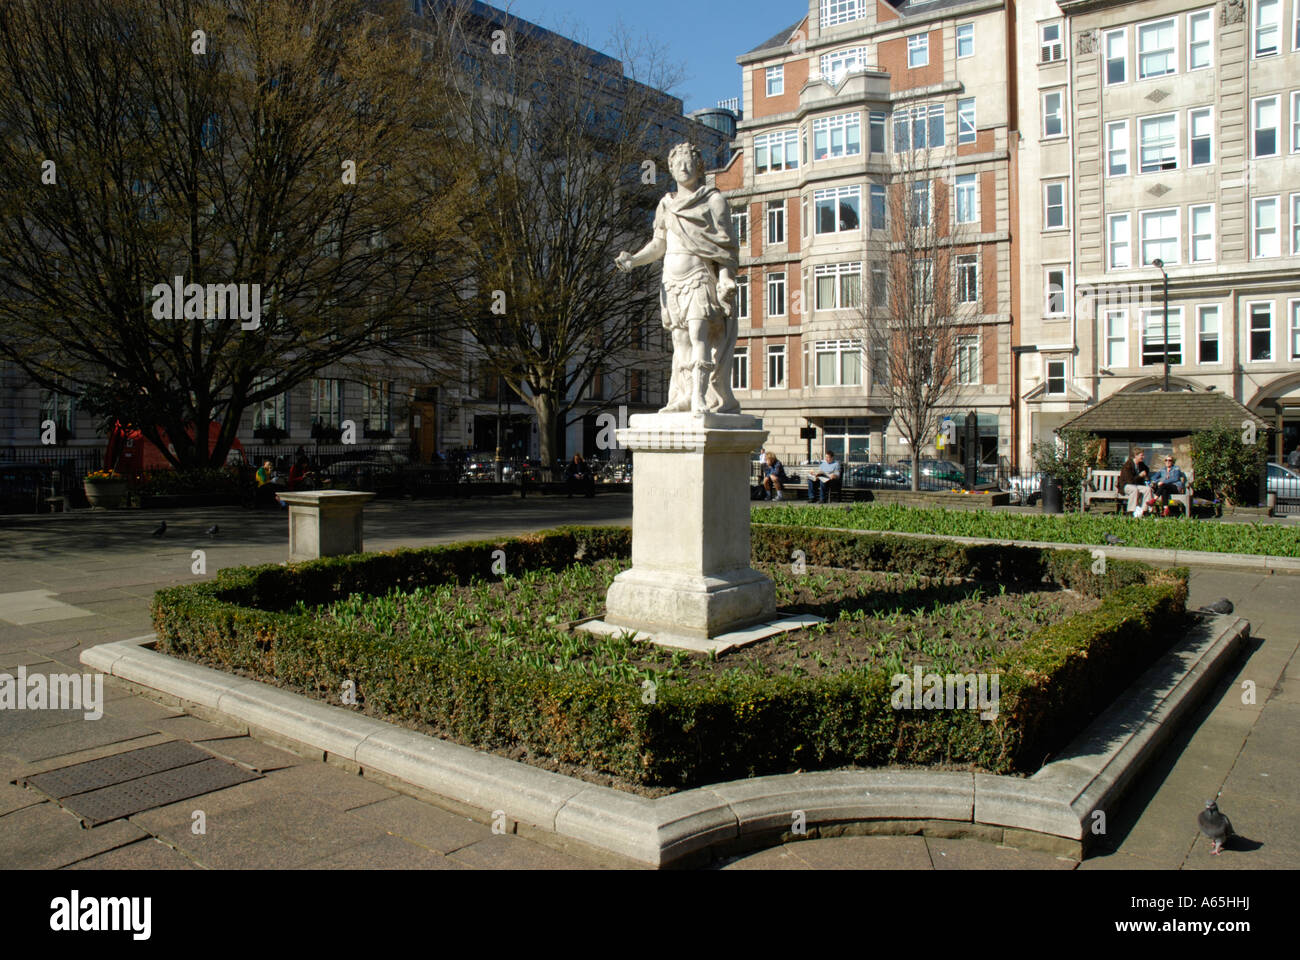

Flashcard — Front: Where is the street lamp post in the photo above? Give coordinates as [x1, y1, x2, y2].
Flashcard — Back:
[1152, 258, 1169, 391]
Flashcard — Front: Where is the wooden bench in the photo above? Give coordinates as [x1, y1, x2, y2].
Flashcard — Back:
[1082, 470, 1129, 513]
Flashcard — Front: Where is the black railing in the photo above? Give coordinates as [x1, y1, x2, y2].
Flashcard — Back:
[752, 458, 1007, 493]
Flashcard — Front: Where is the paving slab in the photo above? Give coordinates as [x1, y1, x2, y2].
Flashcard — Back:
[133, 792, 391, 869]
[758, 835, 934, 870]
[295, 834, 473, 870]
[0, 801, 148, 869]
[196, 736, 301, 772]
[718, 845, 814, 870]
[447, 833, 599, 870]
[0, 717, 157, 763]
[259, 762, 397, 812]
[345, 795, 492, 854]
[926, 837, 1077, 870]
[63, 837, 200, 870]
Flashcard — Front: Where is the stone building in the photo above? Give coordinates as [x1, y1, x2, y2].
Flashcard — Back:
[717, 0, 1017, 471]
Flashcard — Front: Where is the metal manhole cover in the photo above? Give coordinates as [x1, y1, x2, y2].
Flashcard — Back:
[21, 740, 212, 799]
[57, 758, 260, 826]
[18, 740, 261, 826]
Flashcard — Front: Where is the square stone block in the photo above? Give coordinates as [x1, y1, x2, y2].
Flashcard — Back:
[278, 491, 376, 562]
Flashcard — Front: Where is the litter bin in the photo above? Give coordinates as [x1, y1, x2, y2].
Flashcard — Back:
[1041, 475, 1064, 514]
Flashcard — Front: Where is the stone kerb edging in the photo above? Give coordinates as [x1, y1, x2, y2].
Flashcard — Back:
[82, 613, 1247, 867]
[775, 523, 1300, 574]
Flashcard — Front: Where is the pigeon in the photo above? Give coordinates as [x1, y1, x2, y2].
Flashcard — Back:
[151, 521, 167, 537]
[1104, 533, 1126, 546]
[1198, 800, 1233, 855]
[1198, 598, 1234, 615]
[206, 524, 219, 538]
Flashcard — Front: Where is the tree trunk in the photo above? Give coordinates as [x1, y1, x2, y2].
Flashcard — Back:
[910, 451, 920, 492]
[529, 391, 560, 476]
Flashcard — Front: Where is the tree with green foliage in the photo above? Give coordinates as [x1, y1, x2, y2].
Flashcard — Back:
[1032, 428, 1102, 512]
[1189, 424, 1267, 512]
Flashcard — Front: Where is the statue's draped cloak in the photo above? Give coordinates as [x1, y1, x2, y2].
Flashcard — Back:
[654, 185, 738, 275]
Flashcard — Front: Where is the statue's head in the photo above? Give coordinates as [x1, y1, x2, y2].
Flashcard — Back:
[668, 142, 703, 182]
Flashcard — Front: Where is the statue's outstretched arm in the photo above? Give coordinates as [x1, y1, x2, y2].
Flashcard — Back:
[617, 236, 666, 271]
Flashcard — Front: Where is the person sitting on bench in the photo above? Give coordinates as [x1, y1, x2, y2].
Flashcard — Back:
[1118, 446, 1153, 517]
[761, 452, 788, 501]
[1149, 455, 1187, 516]
[807, 450, 842, 504]
[564, 454, 595, 498]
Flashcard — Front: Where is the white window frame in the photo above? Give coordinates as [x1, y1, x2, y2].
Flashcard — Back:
[1043, 180, 1068, 230]
[754, 129, 799, 174]
[1189, 203, 1215, 263]
[1289, 299, 1300, 360]
[813, 262, 863, 311]
[956, 254, 979, 305]
[1106, 120, 1130, 176]
[1103, 309, 1129, 368]
[910, 180, 932, 228]
[766, 199, 786, 245]
[1187, 9, 1213, 70]
[766, 65, 784, 97]
[1254, 0, 1281, 58]
[1252, 195, 1280, 258]
[1140, 207, 1181, 265]
[820, 0, 866, 29]
[1104, 28, 1128, 86]
[1040, 21, 1064, 63]
[812, 112, 863, 160]
[1196, 304, 1221, 365]
[819, 47, 868, 85]
[1292, 91, 1300, 152]
[1138, 112, 1178, 173]
[956, 23, 974, 59]
[767, 271, 786, 318]
[736, 274, 749, 320]
[956, 335, 981, 384]
[813, 185, 861, 236]
[1044, 266, 1068, 316]
[1140, 307, 1184, 366]
[1252, 96, 1280, 158]
[957, 97, 976, 144]
[814, 339, 863, 387]
[955, 173, 978, 225]
[766, 344, 787, 389]
[1188, 107, 1213, 166]
[1108, 212, 1132, 269]
[1246, 301, 1274, 362]
[1042, 89, 1065, 139]
[869, 184, 886, 231]
[1292, 193, 1300, 254]
[1045, 359, 1068, 396]
[732, 345, 750, 389]
[1295, 0, 1300, 51]
[732, 210, 749, 246]
[907, 33, 929, 68]
[1137, 17, 1177, 79]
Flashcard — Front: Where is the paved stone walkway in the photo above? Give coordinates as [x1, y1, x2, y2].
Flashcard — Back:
[1, 497, 1294, 869]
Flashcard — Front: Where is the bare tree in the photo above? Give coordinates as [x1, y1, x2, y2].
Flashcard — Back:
[417, 3, 699, 466]
[0, 0, 471, 468]
[852, 146, 982, 490]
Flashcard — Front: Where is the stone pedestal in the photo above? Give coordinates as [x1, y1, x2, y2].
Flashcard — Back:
[603, 412, 775, 640]
[277, 490, 376, 562]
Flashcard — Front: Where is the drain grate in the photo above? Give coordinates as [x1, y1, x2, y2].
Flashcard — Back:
[57, 758, 260, 826]
[21, 740, 212, 799]
[19, 740, 261, 826]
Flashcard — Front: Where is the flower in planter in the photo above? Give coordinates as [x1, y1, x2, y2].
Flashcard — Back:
[85, 469, 123, 481]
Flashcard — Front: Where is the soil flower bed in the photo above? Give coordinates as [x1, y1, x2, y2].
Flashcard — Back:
[152, 525, 1190, 791]
[755, 501, 1300, 557]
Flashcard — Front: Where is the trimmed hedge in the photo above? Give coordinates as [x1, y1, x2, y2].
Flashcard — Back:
[153, 524, 1189, 788]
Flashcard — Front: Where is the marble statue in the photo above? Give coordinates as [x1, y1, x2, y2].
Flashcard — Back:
[615, 142, 741, 415]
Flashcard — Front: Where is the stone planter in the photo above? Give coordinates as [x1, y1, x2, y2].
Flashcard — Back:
[83, 478, 128, 509]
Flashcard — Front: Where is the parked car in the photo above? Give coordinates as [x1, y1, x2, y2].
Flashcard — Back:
[898, 459, 965, 490]
[320, 458, 401, 492]
[846, 462, 909, 488]
[1267, 462, 1300, 502]
[1004, 472, 1044, 505]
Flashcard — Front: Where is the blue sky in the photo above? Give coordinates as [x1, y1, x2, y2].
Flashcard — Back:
[499, 0, 803, 112]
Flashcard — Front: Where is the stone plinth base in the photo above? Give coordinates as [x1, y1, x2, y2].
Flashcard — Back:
[579, 612, 823, 654]
[603, 412, 774, 641]
[277, 490, 376, 562]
